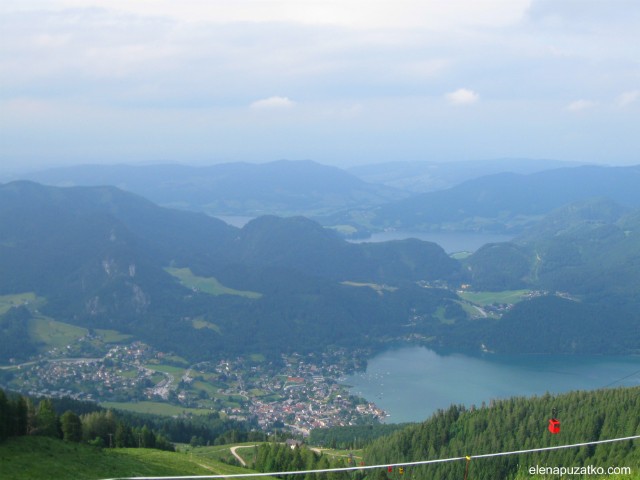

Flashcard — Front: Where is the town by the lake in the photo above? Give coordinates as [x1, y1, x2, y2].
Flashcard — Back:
[0, 338, 386, 435]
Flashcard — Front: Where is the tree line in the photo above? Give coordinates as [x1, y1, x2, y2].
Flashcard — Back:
[308, 424, 409, 450]
[252, 442, 363, 480]
[0, 388, 171, 450]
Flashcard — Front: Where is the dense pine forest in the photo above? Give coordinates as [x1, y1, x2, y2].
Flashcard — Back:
[364, 387, 640, 479]
[252, 443, 358, 480]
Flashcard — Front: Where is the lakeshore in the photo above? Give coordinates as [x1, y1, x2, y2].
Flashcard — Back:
[343, 347, 640, 423]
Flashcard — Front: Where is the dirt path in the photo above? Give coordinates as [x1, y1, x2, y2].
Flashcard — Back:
[231, 445, 258, 467]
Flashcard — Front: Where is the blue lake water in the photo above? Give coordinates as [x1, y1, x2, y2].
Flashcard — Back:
[343, 347, 640, 423]
[215, 215, 513, 254]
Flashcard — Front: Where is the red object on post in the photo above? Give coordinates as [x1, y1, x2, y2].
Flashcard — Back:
[548, 418, 561, 434]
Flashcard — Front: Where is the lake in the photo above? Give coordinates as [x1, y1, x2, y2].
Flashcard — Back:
[343, 347, 640, 423]
[348, 231, 513, 253]
[214, 214, 513, 253]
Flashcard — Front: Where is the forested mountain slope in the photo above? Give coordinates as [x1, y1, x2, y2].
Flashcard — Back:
[0, 181, 462, 362]
[465, 198, 640, 354]
[365, 387, 640, 480]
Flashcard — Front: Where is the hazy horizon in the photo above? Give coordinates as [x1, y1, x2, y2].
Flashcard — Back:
[0, 156, 612, 180]
[2, 1, 639, 172]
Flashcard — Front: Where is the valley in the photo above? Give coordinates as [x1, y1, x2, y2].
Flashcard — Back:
[0, 282, 596, 436]
[1, 169, 640, 479]
[2, 330, 386, 433]
[4, 0, 640, 475]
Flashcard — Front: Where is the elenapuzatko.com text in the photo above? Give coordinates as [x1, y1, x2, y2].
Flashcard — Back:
[529, 465, 632, 476]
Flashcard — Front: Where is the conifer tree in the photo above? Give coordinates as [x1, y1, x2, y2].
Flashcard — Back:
[61, 410, 82, 442]
[0, 389, 9, 442]
[14, 396, 28, 436]
[34, 398, 59, 438]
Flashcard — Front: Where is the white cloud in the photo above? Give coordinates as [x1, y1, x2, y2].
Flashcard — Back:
[4, 0, 532, 29]
[616, 90, 639, 107]
[250, 96, 295, 109]
[445, 88, 479, 106]
[566, 99, 595, 112]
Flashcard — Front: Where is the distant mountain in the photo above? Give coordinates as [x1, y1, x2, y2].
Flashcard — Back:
[0, 181, 461, 362]
[464, 197, 640, 354]
[19, 160, 407, 217]
[466, 197, 640, 295]
[3, 181, 639, 361]
[347, 158, 581, 193]
[338, 164, 640, 233]
[223, 215, 460, 283]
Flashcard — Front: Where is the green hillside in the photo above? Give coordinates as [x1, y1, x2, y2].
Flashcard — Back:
[365, 387, 640, 480]
[0, 436, 275, 480]
[462, 198, 640, 354]
[466, 197, 640, 295]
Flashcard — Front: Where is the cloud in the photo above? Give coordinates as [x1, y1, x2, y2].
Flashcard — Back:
[445, 88, 479, 106]
[250, 96, 295, 109]
[616, 90, 639, 107]
[8, 0, 532, 29]
[566, 99, 595, 112]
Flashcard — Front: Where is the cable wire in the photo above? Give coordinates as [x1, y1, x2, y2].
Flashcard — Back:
[101, 434, 640, 480]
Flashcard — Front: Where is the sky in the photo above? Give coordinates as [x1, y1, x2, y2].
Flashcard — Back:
[1, 0, 639, 172]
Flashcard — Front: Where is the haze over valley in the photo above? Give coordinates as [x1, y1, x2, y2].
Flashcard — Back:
[2, 1, 640, 478]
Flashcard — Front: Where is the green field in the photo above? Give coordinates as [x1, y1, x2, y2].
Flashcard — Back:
[101, 401, 214, 417]
[184, 444, 362, 469]
[144, 363, 186, 376]
[192, 380, 219, 396]
[166, 267, 263, 299]
[95, 328, 132, 343]
[192, 318, 222, 333]
[0, 292, 41, 315]
[26, 316, 131, 350]
[28, 316, 88, 348]
[0, 436, 276, 480]
[312, 447, 364, 460]
[457, 289, 531, 306]
[341, 281, 398, 294]
[433, 306, 456, 324]
[161, 354, 190, 366]
[185, 442, 264, 465]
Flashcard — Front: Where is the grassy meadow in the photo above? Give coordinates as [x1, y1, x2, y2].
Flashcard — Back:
[457, 289, 531, 306]
[165, 267, 263, 299]
[0, 436, 276, 480]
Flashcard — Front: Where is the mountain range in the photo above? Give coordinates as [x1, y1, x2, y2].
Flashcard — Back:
[2, 173, 640, 362]
[0, 181, 461, 363]
[332, 164, 640, 233]
[19, 159, 640, 238]
[346, 158, 579, 192]
[17, 160, 405, 217]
